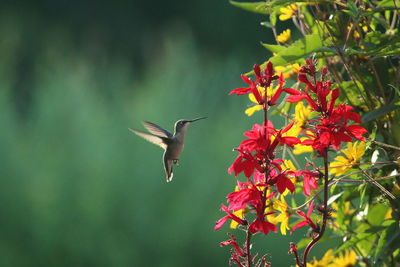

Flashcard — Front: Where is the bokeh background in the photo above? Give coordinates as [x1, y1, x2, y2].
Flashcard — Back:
[0, 1, 329, 266]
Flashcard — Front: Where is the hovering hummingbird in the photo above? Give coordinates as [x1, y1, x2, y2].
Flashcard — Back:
[129, 117, 206, 182]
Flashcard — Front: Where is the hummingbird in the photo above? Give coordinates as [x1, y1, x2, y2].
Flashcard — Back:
[129, 117, 206, 182]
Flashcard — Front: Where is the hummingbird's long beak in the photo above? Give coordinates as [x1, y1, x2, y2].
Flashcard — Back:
[189, 117, 207, 123]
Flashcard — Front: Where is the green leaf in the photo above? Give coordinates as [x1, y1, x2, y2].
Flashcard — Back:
[361, 104, 400, 123]
[260, 43, 285, 53]
[270, 33, 324, 65]
[335, 230, 375, 254]
[296, 237, 311, 249]
[248, 33, 324, 75]
[270, 10, 277, 26]
[229, 1, 269, 14]
[367, 204, 389, 226]
[374, 221, 399, 263]
[358, 184, 367, 208]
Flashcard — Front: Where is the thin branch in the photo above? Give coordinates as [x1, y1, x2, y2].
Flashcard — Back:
[371, 140, 400, 151]
[339, 173, 400, 183]
[359, 168, 396, 200]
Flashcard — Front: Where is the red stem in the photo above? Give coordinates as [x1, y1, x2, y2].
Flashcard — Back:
[245, 228, 252, 267]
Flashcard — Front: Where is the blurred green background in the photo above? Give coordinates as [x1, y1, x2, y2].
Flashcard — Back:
[0, 1, 328, 266]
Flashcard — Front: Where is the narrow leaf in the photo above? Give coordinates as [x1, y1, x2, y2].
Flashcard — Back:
[229, 1, 269, 14]
[361, 104, 400, 123]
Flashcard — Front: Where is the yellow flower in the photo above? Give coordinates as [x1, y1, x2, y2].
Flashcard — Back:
[268, 195, 290, 235]
[276, 29, 291, 43]
[327, 250, 357, 267]
[275, 63, 300, 79]
[283, 159, 296, 171]
[331, 201, 355, 218]
[304, 249, 357, 267]
[283, 124, 302, 138]
[283, 102, 313, 139]
[384, 207, 392, 219]
[330, 141, 365, 176]
[230, 186, 246, 229]
[245, 85, 278, 116]
[279, 4, 298, 21]
[330, 201, 355, 229]
[282, 160, 297, 196]
[293, 137, 313, 154]
[307, 249, 335, 267]
[230, 209, 245, 229]
[293, 102, 313, 129]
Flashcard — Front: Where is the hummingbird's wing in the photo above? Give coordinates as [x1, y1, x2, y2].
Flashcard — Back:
[142, 121, 173, 138]
[129, 129, 169, 150]
[163, 151, 174, 182]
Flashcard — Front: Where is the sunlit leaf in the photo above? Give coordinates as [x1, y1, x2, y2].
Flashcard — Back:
[327, 191, 344, 205]
[229, 1, 269, 14]
[261, 43, 286, 53]
[248, 34, 324, 75]
[367, 204, 389, 226]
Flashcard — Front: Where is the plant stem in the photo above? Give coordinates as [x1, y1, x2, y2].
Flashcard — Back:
[245, 228, 252, 267]
[302, 151, 330, 266]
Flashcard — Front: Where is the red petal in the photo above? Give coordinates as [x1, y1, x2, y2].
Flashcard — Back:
[287, 95, 306, 103]
[214, 216, 229, 231]
[284, 88, 302, 95]
[280, 136, 300, 147]
[229, 87, 252, 95]
[253, 64, 261, 77]
[328, 88, 339, 113]
[290, 221, 308, 233]
[270, 85, 283, 105]
[346, 124, 368, 140]
[241, 74, 252, 85]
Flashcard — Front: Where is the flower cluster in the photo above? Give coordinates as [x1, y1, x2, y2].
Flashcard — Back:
[284, 59, 367, 155]
[215, 60, 368, 266]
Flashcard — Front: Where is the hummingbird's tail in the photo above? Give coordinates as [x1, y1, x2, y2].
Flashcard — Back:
[163, 152, 174, 182]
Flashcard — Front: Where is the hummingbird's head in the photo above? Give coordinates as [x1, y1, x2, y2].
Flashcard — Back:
[174, 117, 207, 134]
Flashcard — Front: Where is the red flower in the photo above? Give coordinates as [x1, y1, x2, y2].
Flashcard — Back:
[269, 73, 285, 106]
[214, 205, 246, 231]
[228, 149, 263, 178]
[291, 201, 318, 233]
[230, 62, 282, 106]
[254, 62, 279, 88]
[227, 183, 262, 211]
[229, 75, 264, 104]
[249, 217, 277, 235]
[275, 173, 295, 194]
